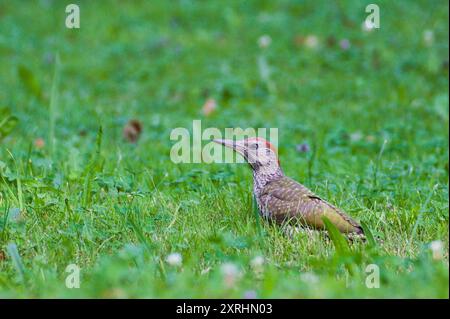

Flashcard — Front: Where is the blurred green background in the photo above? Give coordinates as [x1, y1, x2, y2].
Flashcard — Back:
[0, 0, 448, 298]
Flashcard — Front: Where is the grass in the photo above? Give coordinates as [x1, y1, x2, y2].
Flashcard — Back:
[0, 0, 448, 298]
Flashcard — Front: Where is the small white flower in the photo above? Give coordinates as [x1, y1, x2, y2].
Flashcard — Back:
[362, 20, 375, 32]
[350, 131, 363, 142]
[250, 256, 265, 268]
[221, 262, 241, 288]
[258, 35, 272, 48]
[165, 252, 182, 266]
[221, 262, 239, 276]
[250, 256, 265, 276]
[429, 240, 443, 260]
[300, 272, 319, 284]
[304, 35, 319, 49]
[423, 30, 434, 46]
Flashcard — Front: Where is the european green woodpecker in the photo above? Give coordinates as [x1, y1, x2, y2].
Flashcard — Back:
[213, 137, 364, 236]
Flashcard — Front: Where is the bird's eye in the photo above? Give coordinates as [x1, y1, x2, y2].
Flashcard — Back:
[251, 143, 259, 150]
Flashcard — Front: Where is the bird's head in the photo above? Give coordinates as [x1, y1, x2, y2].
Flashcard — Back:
[213, 137, 281, 174]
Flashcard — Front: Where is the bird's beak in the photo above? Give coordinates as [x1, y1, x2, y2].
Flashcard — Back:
[212, 139, 244, 155]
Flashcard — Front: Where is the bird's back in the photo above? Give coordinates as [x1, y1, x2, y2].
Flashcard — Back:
[258, 176, 363, 234]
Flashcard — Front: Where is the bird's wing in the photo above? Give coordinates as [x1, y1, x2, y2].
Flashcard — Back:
[260, 177, 363, 234]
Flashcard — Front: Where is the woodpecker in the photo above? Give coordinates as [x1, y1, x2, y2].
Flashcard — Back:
[213, 137, 364, 236]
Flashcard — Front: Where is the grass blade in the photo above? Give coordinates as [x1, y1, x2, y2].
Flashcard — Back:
[360, 220, 377, 247]
[322, 216, 350, 255]
[7, 243, 26, 281]
[82, 126, 104, 207]
[252, 194, 263, 239]
[49, 53, 61, 156]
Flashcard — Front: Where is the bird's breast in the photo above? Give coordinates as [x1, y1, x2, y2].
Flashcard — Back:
[253, 181, 271, 219]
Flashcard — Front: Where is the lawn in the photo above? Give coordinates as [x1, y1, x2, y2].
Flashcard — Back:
[0, 0, 448, 298]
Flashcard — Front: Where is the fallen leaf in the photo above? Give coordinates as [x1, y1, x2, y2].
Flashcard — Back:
[293, 35, 304, 47]
[34, 137, 45, 149]
[123, 119, 142, 143]
[202, 98, 217, 116]
[326, 35, 336, 47]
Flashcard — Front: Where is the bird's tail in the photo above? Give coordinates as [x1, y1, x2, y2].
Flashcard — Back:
[346, 231, 366, 243]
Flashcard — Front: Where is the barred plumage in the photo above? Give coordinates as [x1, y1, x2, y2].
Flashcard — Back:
[214, 137, 364, 236]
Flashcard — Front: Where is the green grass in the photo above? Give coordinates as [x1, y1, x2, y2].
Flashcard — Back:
[0, 0, 448, 298]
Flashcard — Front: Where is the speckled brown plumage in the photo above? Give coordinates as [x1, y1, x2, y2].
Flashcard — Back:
[257, 176, 363, 234]
[213, 137, 364, 236]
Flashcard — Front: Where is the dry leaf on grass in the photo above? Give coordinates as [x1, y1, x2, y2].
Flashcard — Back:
[34, 137, 45, 149]
[123, 119, 143, 143]
[202, 98, 217, 116]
